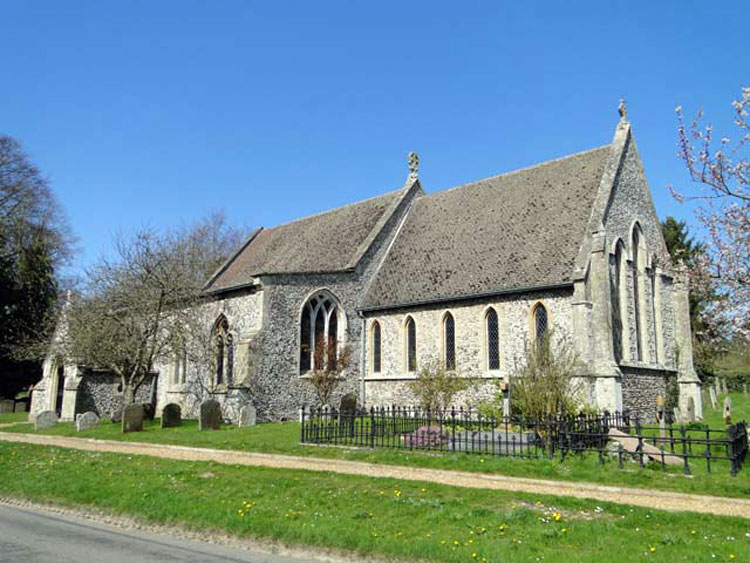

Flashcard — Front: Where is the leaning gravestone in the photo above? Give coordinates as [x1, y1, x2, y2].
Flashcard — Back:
[724, 396, 732, 425]
[237, 404, 257, 427]
[76, 411, 100, 432]
[199, 399, 221, 431]
[14, 402, 27, 413]
[35, 410, 58, 430]
[686, 397, 696, 423]
[0, 400, 14, 414]
[122, 403, 144, 433]
[161, 403, 182, 428]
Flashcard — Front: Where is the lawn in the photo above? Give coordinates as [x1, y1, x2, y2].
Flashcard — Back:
[3, 395, 749, 500]
[0, 411, 30, 424]
[0, 441, 748, 562]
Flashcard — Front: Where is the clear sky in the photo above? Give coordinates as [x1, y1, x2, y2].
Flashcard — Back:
[1, 1, 746, 274]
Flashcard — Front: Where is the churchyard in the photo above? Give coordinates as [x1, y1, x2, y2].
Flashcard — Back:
[3, 391, 749, 500]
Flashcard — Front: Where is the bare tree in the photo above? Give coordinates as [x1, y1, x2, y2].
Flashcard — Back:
[67, 213, 244, 405]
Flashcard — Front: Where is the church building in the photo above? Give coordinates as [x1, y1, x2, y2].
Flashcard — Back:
[31, 108, 702, 423]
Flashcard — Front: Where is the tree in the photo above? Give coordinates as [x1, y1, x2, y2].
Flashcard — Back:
[407, 357, 469, 413]
[0, 135, 73, 398]
[308, 335, 352, 407]
[67, 214, 244, 406]
[672, 87, 750, 341]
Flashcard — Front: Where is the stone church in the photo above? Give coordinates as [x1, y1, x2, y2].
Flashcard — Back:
[31, 108, 702, 423]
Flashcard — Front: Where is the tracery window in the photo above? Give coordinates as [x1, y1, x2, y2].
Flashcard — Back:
[213, 316, 232, 385]
[443, 313, 456, 371]
[372, 321, 382, 374]
[299, 292, 341, 374]
[405, 316, 417, 373]
[485, 307, 500, 371]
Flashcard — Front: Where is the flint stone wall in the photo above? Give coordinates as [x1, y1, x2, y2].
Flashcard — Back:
[364, 289, 574, 407]
[75, 372, 154, 420]
[620, 367, 668, 422]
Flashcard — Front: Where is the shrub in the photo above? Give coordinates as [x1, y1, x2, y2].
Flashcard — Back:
[507, 333, 582, 420]
[407, 358, 469, 413]
[403, 425, 449, 448]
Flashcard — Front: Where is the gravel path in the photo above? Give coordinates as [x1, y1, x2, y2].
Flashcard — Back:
[1, 431, 748, 519]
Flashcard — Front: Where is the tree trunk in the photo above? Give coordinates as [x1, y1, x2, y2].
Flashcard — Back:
[123, 383, 136, 406]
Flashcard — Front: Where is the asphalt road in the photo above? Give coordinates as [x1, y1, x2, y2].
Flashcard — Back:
[0, 504, 322, 563]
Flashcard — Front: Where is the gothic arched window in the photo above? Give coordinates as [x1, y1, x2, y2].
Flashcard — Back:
[611, 241, 628, 363]
[405, 316, 417, 373]
[299, 292, 342, 374]
[533, 303, 549, 346]
[631, 225, 649, 363]
[372, 321, 382, 374]
[485, 307, 500, 371]
[443, 312, 456, 371]
[213, 316, 231, 385]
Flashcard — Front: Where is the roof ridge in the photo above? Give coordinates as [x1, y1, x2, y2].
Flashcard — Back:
[423, 144, 612, 199]
[261, 185, 407, 232]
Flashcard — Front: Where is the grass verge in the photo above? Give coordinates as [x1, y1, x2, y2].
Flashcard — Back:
[1, 441, 748, 562]
[3, 393, 748, 499]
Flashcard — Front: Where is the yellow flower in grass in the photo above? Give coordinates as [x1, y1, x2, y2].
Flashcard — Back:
[553, 512, 562, 522]
[649, 546, 656, 553]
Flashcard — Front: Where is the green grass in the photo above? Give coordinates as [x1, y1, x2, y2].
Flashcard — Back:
[4, 407, 749, 499]
[703, 392, 750, 428]
[0, 411, 30, 424]
[0, 441, 748, 562]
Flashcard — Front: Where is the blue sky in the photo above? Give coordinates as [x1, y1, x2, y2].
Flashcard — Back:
[1, 1, 746, 273]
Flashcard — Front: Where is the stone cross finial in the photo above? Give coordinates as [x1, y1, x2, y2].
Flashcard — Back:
[408, 151, 420, 180]
[618, 98, 627, 121]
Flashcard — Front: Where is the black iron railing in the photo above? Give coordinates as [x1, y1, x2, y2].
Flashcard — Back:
[299, 405, 748, 476]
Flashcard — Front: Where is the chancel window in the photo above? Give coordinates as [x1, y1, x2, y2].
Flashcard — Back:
[299, 292, 341, 374]
[485, 308, 500, 371]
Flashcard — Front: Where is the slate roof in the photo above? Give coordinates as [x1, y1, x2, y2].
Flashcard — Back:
[361, 145, 611, 310]
[206, 188, 404, 291]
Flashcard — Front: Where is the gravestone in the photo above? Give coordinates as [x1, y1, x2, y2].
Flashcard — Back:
[673, 407, 681, 425]
[723, 396, 732, 425]
[709, 386, 718, 410]
[237, 404, 257, 427]
[340, 393, 357, 415]
[686, 397, 696, 423]
[199, 399, 221, 431]
[76, 411, 100, 432]
[161, 403, 182, 428]
[720, 378, 728, 395]
[744, 383, 748, 395]
[122, 403, 144, 433]
[34, 410, 57, 430]
[0, 400, 14, 414]
[14, 402, 27, 413]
